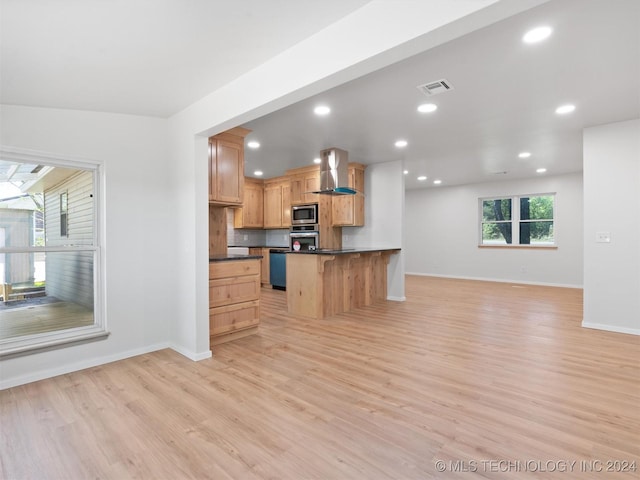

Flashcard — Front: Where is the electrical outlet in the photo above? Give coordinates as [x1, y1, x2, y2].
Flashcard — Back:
[596, 231, 611, 243]
[243, 234, 248, 241]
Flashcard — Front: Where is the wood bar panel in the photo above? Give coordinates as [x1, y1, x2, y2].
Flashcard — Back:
[286, 250, 397, 319]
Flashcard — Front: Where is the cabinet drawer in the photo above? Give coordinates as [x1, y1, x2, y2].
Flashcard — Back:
[210, 300, 260, 336]
[209, 274, 260, 308]
[210, 259, 260, 279]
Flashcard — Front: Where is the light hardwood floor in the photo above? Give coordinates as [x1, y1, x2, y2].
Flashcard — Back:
[1, 276, 638, 479]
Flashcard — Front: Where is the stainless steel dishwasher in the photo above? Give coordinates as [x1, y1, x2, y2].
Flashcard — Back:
[269, 249, 287, 290]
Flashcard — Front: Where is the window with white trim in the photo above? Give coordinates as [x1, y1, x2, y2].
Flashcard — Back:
[0, 148, 106, 357]
[480, 194, 555, 246]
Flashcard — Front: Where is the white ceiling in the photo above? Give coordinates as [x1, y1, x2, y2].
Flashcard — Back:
[2, 0, 638, 190]
[241, 0, 640, 189]
[0, 0, 370, 117]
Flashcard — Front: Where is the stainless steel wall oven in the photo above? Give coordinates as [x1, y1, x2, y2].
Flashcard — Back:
[289, 224, 319, 251]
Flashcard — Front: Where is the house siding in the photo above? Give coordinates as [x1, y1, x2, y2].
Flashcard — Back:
[44, 170, 94, 309]
[0, 209, 34, 284]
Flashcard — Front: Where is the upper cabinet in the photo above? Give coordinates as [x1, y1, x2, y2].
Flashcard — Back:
[288, 165, 320, 205]
[263, 177, 291, 229]
[331, 163, 366, 226]
[233, 177, 264, 229]
[209, 127, 250, 206]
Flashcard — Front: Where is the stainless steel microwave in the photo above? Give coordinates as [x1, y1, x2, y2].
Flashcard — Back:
[291, 203, 318, 225]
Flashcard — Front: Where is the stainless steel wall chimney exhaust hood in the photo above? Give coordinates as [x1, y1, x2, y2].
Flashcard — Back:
[313, 147, 356, 195]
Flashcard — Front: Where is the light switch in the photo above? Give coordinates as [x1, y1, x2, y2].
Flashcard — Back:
[596, 231, 611, 243]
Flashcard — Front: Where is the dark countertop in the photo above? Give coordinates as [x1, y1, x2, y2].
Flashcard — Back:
[228, 245, 289, 249]
[287, 248, 401, 255]
[209, 254, 263, 263]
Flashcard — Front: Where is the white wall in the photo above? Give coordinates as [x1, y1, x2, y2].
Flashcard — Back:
[343, 161, 405, 300]
[0, 1, 549, 385]
[405, 173, 583, 287]
[167, 0, 535, 358]
[583, 119, 640, 334]
[0, 105, 176, 388]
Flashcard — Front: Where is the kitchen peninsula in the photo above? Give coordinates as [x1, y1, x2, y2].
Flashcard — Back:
[286, 248, 400, 319]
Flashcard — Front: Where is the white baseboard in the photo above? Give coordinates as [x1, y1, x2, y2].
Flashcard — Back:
[582, 322, 640, 336]
[0, 342, 171, 390]
[170, 344, 212, 361]
[406, 272, 583, 289]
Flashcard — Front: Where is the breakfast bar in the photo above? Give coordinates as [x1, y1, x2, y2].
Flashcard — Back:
[286, 248, 400, 319]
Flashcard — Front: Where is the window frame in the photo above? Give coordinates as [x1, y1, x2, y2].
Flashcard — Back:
[60, 191, 69, 237]
[0, 147, 108, 358]
[478, 193, 557, 247]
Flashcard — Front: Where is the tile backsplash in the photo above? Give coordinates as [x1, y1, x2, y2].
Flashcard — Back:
[266, 229, 290, 247]
[226, 209, 288, 247]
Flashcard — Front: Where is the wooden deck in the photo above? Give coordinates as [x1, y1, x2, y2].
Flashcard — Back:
[1, 276, 638, 479]
[0, 300, 94, 340]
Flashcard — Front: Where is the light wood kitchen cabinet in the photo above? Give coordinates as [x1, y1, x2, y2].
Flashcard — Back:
[209, 258, 260, 345]
[261, 248, 271, 285]
[288, 165, 320, 205]
[249, 247, 273, 285]
[234, 177, 264, 228]
[263, 177, 291, 228]
[332, 163, 366, 226]
[209, 127, 250, 206]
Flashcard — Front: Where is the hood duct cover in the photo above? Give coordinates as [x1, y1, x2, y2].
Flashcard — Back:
[314, 147, 356, 195]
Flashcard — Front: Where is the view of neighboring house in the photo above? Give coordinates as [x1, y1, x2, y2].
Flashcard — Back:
[39, 170, 94, 310]
[0, 208, 38, 284]
[0, 168, 43, 297]
[0, 163, 94, 337]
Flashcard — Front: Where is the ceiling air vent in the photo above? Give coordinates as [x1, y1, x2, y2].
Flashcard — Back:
[417, 79, 453, 96]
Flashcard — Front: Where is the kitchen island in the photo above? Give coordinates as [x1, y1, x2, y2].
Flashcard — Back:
[286, 248, 400, 319]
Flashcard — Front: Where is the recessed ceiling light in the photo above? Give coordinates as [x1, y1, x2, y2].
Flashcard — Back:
[433, 179, 442, 185]
[417, 103, 438, 113]
[403, 170, 409, 175]
[313, 157, 321, 164]
[523, 26, 552, 44]
[536, 168, 547, 173]
[417, 175, 427, 181]
[314, 105, 331, 116]
[555, 104, 576, 114]
[395, 140, 408, 148]
[247, 141, 260, 149]
[518, 152, 531, 158]
[254, 170, 263, 176]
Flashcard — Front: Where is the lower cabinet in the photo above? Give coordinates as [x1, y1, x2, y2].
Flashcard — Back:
[249, 247, 271, 286]
[209, 259, 261, 345]
[261, 248, 271, 285]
